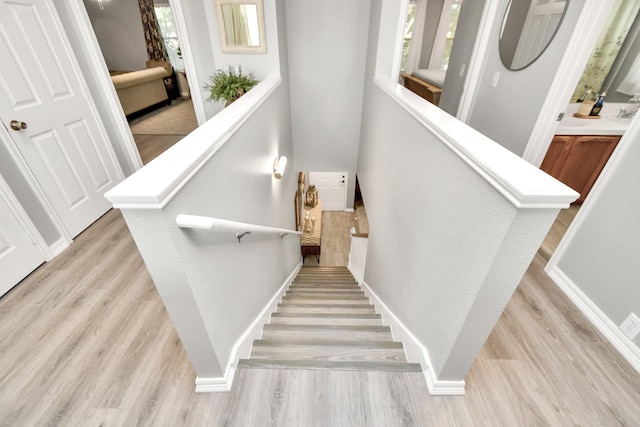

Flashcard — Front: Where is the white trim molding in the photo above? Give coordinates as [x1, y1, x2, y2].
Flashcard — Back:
[105, 77, 282, 210]
[360, 280, 466, 396]
[376, 78, 578, 210]
[195, 262, 301, 393]
[546, 266, 640, 373]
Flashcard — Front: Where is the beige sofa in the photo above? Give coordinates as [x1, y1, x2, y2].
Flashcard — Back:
[111, 67, 169, 116]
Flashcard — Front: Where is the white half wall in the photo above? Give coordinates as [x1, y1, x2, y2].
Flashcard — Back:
[106, 78, 301, 389]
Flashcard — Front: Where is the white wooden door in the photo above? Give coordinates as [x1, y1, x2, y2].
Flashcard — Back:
[0, 0, 123, 238]
[511, 0, 567, 70]
[0, 176, 45, 297]
[309, 172, 347, 211]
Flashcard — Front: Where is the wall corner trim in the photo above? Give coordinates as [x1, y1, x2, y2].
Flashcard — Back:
[195, 261, 302, 393]
[360, 280, 466, 396]
[546, 265, 640, 374]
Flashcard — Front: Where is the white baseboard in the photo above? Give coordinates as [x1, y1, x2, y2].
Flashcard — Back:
[547, 265, 640, 373]
[49, 236, 71, 258]
[360, 280, 466, 396]
[195, 262, 302, 393]
[195, 367, 235, 392]
[345, 208, 355, 212]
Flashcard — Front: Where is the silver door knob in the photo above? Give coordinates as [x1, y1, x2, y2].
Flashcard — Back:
[10, 120, 28, 131]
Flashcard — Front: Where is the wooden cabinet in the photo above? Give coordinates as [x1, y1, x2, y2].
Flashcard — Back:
[540, 135, 620, 204]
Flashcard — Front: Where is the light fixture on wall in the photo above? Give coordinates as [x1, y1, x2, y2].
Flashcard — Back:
[273, 156, 287, 179]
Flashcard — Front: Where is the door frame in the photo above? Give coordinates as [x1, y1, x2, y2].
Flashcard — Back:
[0, 125, 71, 258]
[0, 162, 52, 261]
[520, 0, 616, 167]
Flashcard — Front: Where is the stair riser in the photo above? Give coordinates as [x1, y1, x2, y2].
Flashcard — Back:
[282, 294, 368, 301]
[281, 297, 371, 305]
[260, 329, 393, 342]
[249, 347, 407, 363]
[269, 317, 383, 326]
[276, 306, 376, 314]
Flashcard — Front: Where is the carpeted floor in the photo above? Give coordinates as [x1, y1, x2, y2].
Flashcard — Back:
[129, 98, 198, 135]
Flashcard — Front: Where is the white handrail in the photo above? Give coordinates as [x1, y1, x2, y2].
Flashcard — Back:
[176, 214, 302, 242]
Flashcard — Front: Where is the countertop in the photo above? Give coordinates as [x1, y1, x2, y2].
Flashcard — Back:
[556, 102, 632, 136]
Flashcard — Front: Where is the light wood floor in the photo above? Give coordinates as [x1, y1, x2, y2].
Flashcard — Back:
[2, 205, 640, 425]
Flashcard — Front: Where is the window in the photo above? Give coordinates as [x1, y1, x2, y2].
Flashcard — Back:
[440, 0, 462, 70]
[400, 0, 418, 73]
[154, 6, 185, 71]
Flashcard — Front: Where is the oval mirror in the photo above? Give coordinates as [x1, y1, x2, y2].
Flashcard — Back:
[499, 0, 570, 71]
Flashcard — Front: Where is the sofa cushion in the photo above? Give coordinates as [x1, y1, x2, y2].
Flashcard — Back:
[111, 67, 168, 90]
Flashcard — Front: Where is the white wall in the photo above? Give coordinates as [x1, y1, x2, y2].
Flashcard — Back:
[82, 0, 147, 71]
[285, 0, 370, 173]
[466, 0, 584, 156]
[109, 78, 300, 383]
[439, 0, 485, 116]
[550, 135, 640, 351]
[358, 0, 576, 388]
[418, 0, 444, 69]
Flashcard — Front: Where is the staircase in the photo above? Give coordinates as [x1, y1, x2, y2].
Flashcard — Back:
[238, 266, 421, 372]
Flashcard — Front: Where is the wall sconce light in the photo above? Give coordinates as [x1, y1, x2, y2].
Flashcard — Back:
[273, 156, 287, 179]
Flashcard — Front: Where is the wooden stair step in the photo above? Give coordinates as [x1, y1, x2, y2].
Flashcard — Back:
[261, 328, 393, 342]
[286, 289, 364, 296]
[249, 346, 407, 363]
[269, 316, 382, 326]
[272, 313, 381, 319]
[263, 324, 391, 332]
[291, 283, 360, 289]
[282, 293, 368, 301]
[253, 339, 402, 348]
[261, 324, 393, 342]
[276, 305, 376, 315]
[237, 359, 423, 372]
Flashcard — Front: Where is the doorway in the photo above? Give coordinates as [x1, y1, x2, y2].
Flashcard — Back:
[82, 0, 197, 163]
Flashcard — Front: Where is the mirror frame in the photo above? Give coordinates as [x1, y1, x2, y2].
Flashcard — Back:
[499, 0, 570, 71]
[215, 0, 266, 53]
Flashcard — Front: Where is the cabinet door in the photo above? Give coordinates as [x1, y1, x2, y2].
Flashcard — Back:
[540, 135, 575, 177]
[556, 136, 619, 204]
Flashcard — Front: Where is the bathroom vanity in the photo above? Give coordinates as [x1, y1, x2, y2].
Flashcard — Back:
[541, 103, 629, 204]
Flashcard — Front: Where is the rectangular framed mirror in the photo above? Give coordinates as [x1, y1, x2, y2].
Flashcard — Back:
[215, 0, 266, 53]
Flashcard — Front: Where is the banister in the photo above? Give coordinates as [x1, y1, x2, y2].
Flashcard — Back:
[176, 214, 302, 242]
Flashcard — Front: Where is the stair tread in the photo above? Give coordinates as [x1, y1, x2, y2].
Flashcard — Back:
[253, 339, 402, 348]
[263, 324, 391, 332]
[238, 359, 422, 372]
[272, 312, 381, 319]
[278, 303, 374, 309]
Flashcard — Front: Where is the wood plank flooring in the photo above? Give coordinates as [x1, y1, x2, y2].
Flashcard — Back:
[1, 205, 640, 424]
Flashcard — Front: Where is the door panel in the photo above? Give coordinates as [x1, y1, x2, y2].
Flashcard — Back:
[0, 179, 45, 297]
[0, 0, 123, 238]
[309, 172, 347, 211]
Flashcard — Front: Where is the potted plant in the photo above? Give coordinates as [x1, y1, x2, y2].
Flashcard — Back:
[204, 65, 258, 106]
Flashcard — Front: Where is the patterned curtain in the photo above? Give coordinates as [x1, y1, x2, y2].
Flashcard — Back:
[138, 0, 169, 62]
[572, 0, 640, 99]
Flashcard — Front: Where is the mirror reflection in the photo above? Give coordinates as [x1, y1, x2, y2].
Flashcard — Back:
[216, 0, 265, 53]
[572, 0, 640, 101]
[499, 0, 569, 71]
